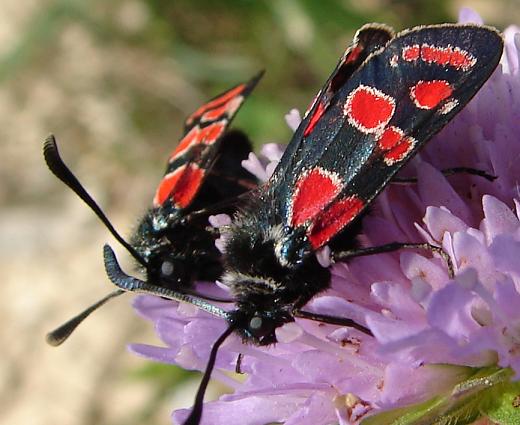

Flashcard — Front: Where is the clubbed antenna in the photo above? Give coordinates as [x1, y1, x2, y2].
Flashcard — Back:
[43, 135, 147, 268]
[46, 289, 125, 346]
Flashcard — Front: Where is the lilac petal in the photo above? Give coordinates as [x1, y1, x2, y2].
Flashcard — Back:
[370, 282, 424, 321]
[400, 252, 448, 291]
[241, 152, 269, 181]
[378, 328, 459, 365]
[427, 282, 479, 339]
[315, 245, 331, 267]
[208, 214, 231, 227]
[423, 206, 468, 242]
[504, 26, 520, 74]
[285, 108, 302, 131]
[285, 392, 337, 425]
[417, 163, 473, 225]
[173, 392, 308, 425]
[128, 343, 178, 364]
[367, 314, 427, 345]
[458, 7, 484, 24]
[380, 363, 471, 408]
[481, 195, 519, 241]
[305, 295, 371, 329]
[453, 231, 496, 289]
[260, 143, 285, 162]
[493, 278, 520, 319]
[490, 234, 520, 280]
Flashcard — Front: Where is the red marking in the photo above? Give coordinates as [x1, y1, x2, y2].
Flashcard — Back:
[170, 126, 199, 159]
[169, 121, 226, 161]
[377, 126, 403, 150]
[187, 84, 246, 125]
[291, 168, 343, 227]
[153, 164, 204, 208]
[403, 44, 475, 71]
[304, 101, 326, 137]
[410, 80, 453, 110]
[376, 126, 416, 166]
[344, 45, 362, 64]
[345, 85, 395, 134]
[402, 45, 420, 61]
[309, 196, 364, 248]
[201, 96, 243, 122]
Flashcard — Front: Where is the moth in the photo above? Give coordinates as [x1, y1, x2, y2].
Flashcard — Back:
[45, 74, 261, 345]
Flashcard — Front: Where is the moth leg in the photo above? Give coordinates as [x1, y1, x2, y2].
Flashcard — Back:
[332, 242, 454, 278]
[235, 353, 244, 374]
[392, 167, 496, 184]
[293, 310, 373, 336]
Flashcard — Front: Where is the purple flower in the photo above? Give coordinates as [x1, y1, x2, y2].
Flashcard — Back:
[129, 11, 520, 425]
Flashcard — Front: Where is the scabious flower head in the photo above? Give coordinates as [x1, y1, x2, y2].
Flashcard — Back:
[129, 10, 520, 424]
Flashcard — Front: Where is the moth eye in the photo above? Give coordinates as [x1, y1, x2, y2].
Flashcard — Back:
[249, 315, 263, 331]
[161, 260, 174, 277]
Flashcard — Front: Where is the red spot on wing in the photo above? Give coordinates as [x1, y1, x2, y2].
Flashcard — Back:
[200, 96, 243, 122]
[187, 84, 246, 125]
[403, 44, 476, 71]
[169, 121, 226, 161]
[308, 196, 364, 248]
[410, 80, 453, 110]
[153, 164, 204, 208]
[170, 126, 200, 160]
[344, 45, 362, 64]
[402, 45, 420, 61]
[303, 101, 326, 137]
[376, 126, 416, 166]
[345, 85, 395, 134]
[291, 168, 343, 227]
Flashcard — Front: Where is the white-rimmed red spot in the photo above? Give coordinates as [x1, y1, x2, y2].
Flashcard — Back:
[308, 196, 364, 248]
[186, 83, 246, 125]
[169, 121, 226, 161]
[402, 45, 420, 61]
[344, 85, 395, 134]
[290, 167, 343, 227]
[376, 126, 417, 166]
[410, 80, 453, 110]
[153, 164, 204, 208]
[402, 44, 476, 71]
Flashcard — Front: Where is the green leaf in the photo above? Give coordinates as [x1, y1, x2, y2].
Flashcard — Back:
[360, 366, 514, 425]
[483, 375, 520, 424]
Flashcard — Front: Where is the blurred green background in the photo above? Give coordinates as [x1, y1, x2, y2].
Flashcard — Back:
[1, 1, 517, 424]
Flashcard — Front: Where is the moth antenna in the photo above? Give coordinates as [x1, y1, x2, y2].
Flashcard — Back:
[183, 325, 235, 425]
[103, 244, 230, 319]
[43, 135, 147, 268]
[46, 289, 125, 346]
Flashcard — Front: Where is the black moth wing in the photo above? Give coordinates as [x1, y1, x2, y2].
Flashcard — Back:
[276, 24, 395, 185]
[152, 72, 262, 212]
[269, 24, 503, 251]
[132, 75, 261, 289]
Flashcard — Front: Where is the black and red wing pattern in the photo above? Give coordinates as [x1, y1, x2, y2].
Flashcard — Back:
[153, 72, 263, 209]
[270, 24, 503, 249]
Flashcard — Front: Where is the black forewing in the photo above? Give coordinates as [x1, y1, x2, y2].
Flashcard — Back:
[267, 25, 394, 210]
[269, 24, 503, 247]
[153, 72, 262, 209]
